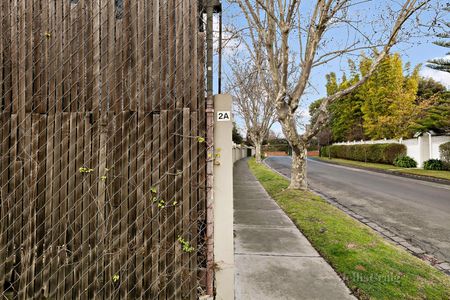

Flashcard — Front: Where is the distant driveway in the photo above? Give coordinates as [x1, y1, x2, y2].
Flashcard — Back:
[265, 156, 450, 263]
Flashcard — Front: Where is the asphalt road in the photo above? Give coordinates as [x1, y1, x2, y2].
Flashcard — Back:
[265, 156, 450, 263]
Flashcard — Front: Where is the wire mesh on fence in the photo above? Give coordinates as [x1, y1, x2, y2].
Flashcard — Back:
[0, 0, 208, 299]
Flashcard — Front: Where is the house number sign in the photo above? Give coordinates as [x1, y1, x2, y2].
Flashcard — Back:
[217, 111, 231, 122]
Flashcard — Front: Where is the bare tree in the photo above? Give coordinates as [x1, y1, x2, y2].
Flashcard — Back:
[231, 0, 440, 189]
[227, 57, 277, 162]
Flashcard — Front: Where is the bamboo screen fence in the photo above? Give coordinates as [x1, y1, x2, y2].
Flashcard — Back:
[0, 0, 208, 298]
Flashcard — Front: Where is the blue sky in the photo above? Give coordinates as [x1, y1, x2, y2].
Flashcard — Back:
[217, 1, 450, 136]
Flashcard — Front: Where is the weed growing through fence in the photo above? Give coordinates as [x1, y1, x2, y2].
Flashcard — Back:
[79, 167, 94, 173]
[177, 236, 195, 253]
[112, 274, 120, 283]
[157, 200, 166, 209]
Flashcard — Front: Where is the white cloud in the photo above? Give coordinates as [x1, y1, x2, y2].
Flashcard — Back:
[420, 67, 450, 89]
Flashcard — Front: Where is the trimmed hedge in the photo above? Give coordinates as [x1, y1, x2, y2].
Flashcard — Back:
[320, 143, 406, 164]
[440, 142, 450, 167]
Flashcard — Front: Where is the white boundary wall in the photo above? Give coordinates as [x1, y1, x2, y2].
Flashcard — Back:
[232, 144, 255, 163]
[334, 134, 450, 168]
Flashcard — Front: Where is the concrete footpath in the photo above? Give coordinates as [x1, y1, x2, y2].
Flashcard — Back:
[234, 159, 355, 300]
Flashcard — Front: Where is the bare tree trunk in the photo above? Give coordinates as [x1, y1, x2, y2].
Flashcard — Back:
[255, 142, 262, 163]
[276, 99, 308, 190]
[289, 145, 308, 190]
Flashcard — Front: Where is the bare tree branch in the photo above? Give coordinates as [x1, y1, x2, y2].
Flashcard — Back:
[226, 56, 277, 161]
[230, 0, 437, 188]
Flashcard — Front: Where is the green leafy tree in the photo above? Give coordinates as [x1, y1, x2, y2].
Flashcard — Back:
[317, 55, 436, 141]
[318, 62, 366, 142]
[427, 6, 450, 73]
[328, 68, 365, 142]
[359, 54, 420, 139]
[325, 73, 338, 96]
[417, 77, 447, 98]
[414, 82, 450, 134]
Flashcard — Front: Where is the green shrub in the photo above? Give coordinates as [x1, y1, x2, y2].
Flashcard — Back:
[440, 142, 450, 168]
[394, 156, 417, 168]
[423, 159, 446, 171]
[320, 143, 406, 164]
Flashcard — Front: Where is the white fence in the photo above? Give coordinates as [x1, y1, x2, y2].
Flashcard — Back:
[334, 134, 450, 168]
[232, 144, 255, 163]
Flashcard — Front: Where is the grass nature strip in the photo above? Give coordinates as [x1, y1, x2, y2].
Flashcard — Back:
[315, 157, 450, 181]
[248, 158, 450, 300]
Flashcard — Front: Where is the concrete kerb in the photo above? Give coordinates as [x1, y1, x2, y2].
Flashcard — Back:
[261, 159, 450, 276]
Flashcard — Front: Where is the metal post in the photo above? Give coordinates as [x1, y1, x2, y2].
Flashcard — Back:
[218, 8, 223, 94]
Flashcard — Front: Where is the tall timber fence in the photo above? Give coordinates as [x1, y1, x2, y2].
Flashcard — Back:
[0, 0, 208, 299]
